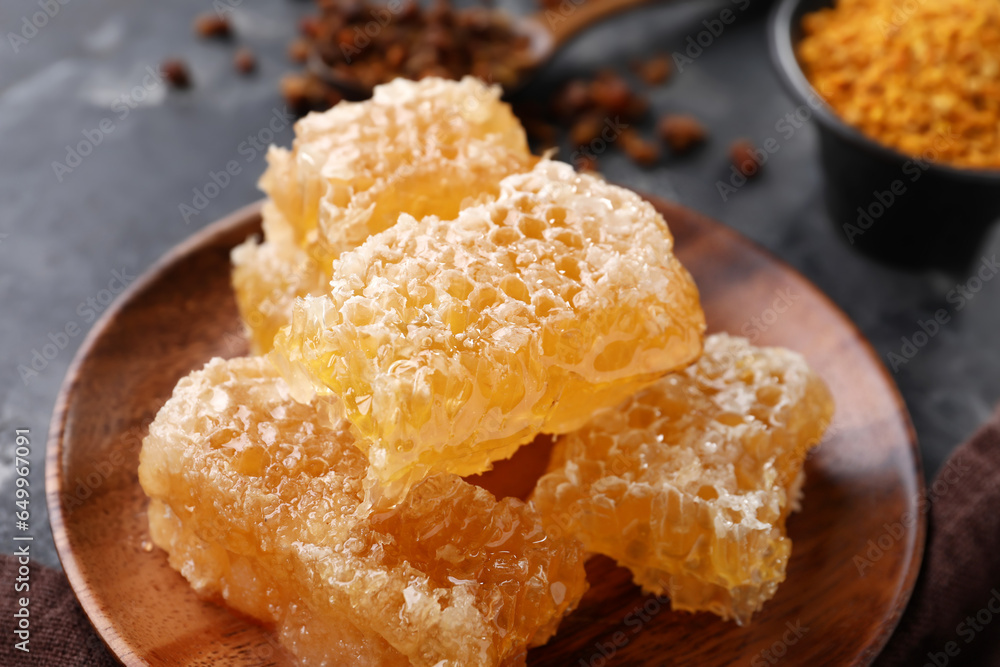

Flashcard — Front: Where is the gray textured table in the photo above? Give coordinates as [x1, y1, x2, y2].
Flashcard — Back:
[1, 0, 998, 571]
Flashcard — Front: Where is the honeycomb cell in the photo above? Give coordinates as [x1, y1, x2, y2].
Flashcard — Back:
[139, 357, 587, 666]
[232, 77, 534, 353]
[272, 159, 706, 503]
[531, 334, 834, 625]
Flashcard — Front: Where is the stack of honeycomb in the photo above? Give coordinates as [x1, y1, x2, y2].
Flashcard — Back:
[139, 77, 833, 665]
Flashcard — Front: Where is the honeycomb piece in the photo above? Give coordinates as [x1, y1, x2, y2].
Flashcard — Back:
[233, 77, 534, 353]
[272, 159, 706, 503]
[138, 357, 587, 667]
[531, 333, 834, 625]
[232, 203, 329, 352]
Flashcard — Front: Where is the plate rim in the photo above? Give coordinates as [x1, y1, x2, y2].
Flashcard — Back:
[45, 197, 926, 665]
[45, 201, 266, 664]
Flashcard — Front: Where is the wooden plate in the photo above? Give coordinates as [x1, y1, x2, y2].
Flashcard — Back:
[47, 198, 924, 666]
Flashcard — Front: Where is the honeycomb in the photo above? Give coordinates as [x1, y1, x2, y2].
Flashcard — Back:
[233, 77, 534, 353]
[232, 203, 329, 353]
[138, 357, 588, 667]
[531, 334, 834, 625]
[272, 159, 706, 503]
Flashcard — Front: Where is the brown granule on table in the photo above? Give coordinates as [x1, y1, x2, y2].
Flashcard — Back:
[633, 56, 672, 85]
[797, 0, 1000, 169]
[288, 38, 310, 64]
[569, 114, 606, 148]
[234, 48, 257, 75]
[619, 129, 660, 166]
[194, 14, 232, 39]
[730, 139, 761, 178]
[161, 59, 192, 89]
[659, 114, 707, 154]
[589, 70, 634, 115]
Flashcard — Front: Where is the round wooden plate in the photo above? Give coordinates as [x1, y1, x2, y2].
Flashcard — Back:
[47, 198, 924, 666]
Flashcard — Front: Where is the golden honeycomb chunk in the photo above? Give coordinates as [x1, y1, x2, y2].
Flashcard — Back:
[232, 203, 329, 352]
[138, 357, 587, 666]
[531, 333, 834, 625]
[272, 159, 706, 503]
[232, 77, 535, 353]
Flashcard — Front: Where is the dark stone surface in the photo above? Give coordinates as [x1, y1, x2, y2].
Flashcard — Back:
[1, 0, 998, 570]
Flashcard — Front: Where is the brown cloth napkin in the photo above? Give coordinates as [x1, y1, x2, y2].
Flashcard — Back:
[877, 404, 1000, 667]
[3, 406, 1000, 666]
[0, 557, 116, 666]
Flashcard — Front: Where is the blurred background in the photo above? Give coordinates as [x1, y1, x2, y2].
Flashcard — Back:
[1, 0, 998, 570]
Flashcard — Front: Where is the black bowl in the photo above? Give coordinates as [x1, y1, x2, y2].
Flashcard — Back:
[769, 0, 1000, 270]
